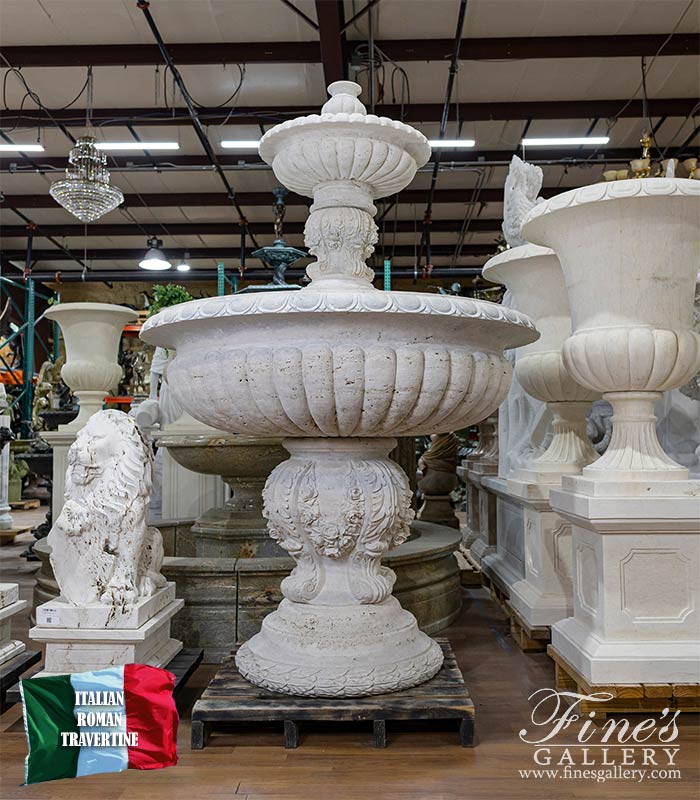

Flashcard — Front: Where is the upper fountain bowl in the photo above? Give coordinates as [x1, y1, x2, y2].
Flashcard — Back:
[259, 81, 431, 200]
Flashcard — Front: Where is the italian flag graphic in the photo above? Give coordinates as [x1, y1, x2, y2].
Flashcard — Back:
[20, 664, 179, 784]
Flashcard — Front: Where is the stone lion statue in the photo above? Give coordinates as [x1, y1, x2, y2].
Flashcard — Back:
[502, 154, 544, 248]
[47, 409, 166, 607]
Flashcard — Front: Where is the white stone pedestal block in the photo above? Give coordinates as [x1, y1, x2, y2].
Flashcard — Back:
[467, 464, 498, 565]
[0, 584, 27, 666]
[480, 477, 525, 592]
[29, 584, 183, 675]
[506, 480, 572, 628]
[550, 480, 700, 684]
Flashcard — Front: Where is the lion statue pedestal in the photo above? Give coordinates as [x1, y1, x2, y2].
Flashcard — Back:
[29, 410, 183, 674]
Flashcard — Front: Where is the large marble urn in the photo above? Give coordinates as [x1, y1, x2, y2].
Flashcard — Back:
[142, 81, 537, 697]
[522, 179, 700, 486]
[522, 177, 700, 684]
[483, 244, 598, 483]
[45, 302, 137, 432]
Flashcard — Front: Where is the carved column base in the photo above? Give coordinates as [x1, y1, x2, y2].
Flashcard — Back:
[236, 597, 443, 696]
[235, 436, 444, 696]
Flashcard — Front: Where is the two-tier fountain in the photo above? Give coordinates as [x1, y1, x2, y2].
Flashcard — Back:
[141, 82, 537, 697]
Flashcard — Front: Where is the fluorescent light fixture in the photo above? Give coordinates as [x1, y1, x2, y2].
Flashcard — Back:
[0, 144, 45, 152]
[139, 237, 171, 271]
[176, 252, 191, 272]
[220, 140, 260, 149]
[95, 142, 180, 151]
[428, 139, 476, 148]
[521, 136, 610, 146]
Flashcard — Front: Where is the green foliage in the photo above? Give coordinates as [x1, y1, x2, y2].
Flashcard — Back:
[148, 284, 194, 316]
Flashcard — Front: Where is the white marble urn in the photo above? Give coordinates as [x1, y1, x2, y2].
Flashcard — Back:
[483, 244, 598, 483]
[45, 302, 137, 431]
[522, 178, 700, 484]
[141, 82, 538, 697]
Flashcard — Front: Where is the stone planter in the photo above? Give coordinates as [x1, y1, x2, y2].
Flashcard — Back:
[523, 179, 700, 485]
[142, 81, 537, 697]
[44, 302, 137, 432]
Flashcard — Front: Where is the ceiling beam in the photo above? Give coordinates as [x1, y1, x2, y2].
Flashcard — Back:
[1, 244, 494, 261]
[1, 34, 696, 68]
[0, 218, 504, 238]
[0, 185, 581, 210]
[4, 98, 697, 128]
[315, 0, 347, 85]
[1, 147, 685, 176]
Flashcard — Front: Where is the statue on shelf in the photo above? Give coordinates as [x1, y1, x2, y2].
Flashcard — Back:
[502, 155, 544, 248]
[47, 409, 166, 607]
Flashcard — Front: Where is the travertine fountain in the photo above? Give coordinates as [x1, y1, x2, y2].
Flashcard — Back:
[141, 82, 537, 696]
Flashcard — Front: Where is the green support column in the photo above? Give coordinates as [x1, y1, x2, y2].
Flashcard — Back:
[20, 278, 35, 438]
[217, 262, 225, 296]
[383, 258, 392, 291]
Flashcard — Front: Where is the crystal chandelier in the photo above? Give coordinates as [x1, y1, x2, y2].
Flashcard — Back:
[49, 135, 124, 222]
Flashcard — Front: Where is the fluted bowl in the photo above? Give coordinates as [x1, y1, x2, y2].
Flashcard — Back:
[140, 290, 538, 439]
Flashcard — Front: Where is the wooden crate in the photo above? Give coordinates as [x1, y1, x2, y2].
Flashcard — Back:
[191, 639, 475, 750]
[549, 645, 700, 717]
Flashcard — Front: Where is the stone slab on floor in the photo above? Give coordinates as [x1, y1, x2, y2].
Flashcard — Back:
[191, 638, 475, 750]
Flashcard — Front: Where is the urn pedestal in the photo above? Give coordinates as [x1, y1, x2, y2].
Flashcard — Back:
[523, 178, 700, 683]
[43, 303, 137, 519]
[481, 244, 597, 624]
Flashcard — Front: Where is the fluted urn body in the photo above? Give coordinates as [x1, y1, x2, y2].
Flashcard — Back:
[45, 302, 137, 431]
[142, 82, 537, 697]
[523, 179, 700, 483]
[483, 245, 598, 482]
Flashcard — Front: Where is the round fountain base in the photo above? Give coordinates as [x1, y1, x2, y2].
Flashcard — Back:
[235, 596, 443, 697]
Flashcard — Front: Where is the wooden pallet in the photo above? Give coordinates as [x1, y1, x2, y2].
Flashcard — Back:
[9, 499, 40, 510]
[3, 647, 203, 708]
[455, 549, 482, 587]
[549, 645, 700, 717]
[0, 650, 41, 713]
[191, 639, 475, 750]
[505, 602, 549, 653]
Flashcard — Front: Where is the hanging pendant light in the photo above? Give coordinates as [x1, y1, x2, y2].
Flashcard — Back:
[240, 188, 306, 293]
[176, 252, 191, 272]
[49, 135, 124, 222]
[49, 70, 124, 222]
[139, 238, 171, 271]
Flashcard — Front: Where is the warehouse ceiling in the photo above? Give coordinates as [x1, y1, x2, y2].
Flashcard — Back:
[0, 0, 698, 285]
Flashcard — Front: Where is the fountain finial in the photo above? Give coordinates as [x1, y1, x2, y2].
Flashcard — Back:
[322, 81, 366, 115]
